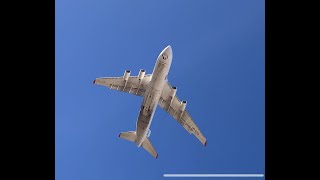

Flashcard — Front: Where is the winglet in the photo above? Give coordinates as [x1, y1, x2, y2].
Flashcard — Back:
[204, 140, 207, 146]
[93, 79, 96, 84]
[156, 154, 158, 159]
[118, 133, 121, 137]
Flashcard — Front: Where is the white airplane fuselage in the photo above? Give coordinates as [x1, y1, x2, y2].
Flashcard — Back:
[135, 46, 173, 147]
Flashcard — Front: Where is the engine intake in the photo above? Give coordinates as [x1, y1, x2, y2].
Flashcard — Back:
[123, 70, 131, 81]
[180, 100, 187, 111]
[170, 87, 177, 98]
[169, 87, 177, 105]
[138, 69, 146, 80]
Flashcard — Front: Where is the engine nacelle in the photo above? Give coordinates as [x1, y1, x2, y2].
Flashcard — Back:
[123, 70, 131, 81]
[169, 87, 177, 105]
[170, 87, 177, 98]
[180, 100, 187, 111]
[138, 69, 145, 80]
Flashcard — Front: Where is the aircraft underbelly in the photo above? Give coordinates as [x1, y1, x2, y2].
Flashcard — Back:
[136, 61, 169, 146]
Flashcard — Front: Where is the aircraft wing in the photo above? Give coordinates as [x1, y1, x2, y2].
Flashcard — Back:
[93, 75, 151, 97]
[158, 81, 207, 145]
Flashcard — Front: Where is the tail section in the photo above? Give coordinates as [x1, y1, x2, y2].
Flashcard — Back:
[118, 131, 158, 159]
[142, 137, 158, 159]
[118, 131, 136, 142]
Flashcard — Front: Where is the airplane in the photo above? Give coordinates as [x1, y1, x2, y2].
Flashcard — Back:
[93, 45, 206, 158]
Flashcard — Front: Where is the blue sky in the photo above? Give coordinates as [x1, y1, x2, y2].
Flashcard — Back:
[56, 0, 265, 180]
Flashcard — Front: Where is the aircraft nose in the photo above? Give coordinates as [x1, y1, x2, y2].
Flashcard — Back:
[158, 45, 173, 62]
[164, 45, 172, 55]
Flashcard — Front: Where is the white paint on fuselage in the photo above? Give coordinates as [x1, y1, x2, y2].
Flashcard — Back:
[135, 45, 173, 147]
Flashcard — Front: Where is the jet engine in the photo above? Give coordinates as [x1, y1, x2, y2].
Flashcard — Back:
[123, 70, 131, 81]
[170, 87, 177, 98]
[180, 100, 187, 112]
[138, 69, 145, 80]
[169, 87, 177, 105]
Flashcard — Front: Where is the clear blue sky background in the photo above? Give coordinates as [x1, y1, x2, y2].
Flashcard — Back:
[56, 0, 265, 180]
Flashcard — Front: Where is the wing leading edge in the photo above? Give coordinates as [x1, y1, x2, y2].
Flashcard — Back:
[158, 81, 207, 146]
[93, 74, 151, 97]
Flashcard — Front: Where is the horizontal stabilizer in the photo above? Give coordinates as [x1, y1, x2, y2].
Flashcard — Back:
[118, 131, 158, 159]
[119, 131, 136, 142]
[142, 137, 158, 159]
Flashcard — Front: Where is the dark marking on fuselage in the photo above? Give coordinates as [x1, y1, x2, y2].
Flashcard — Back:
[162, 53, 168, 60]
[141, 120, 148, 124]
